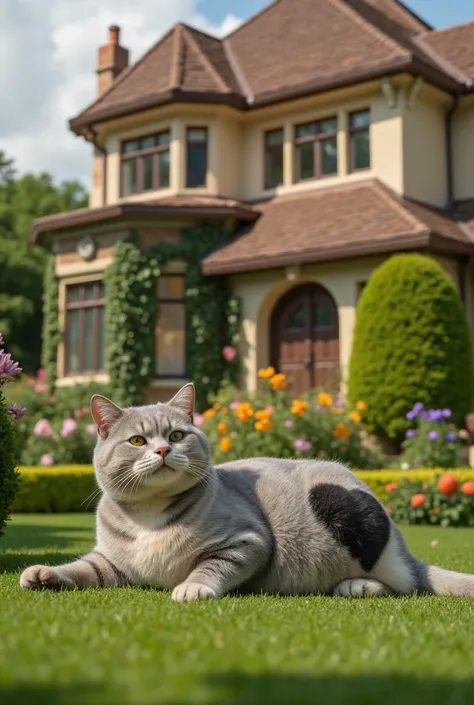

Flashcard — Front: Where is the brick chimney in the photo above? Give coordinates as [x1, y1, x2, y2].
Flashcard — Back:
[97, 25, 129, 96]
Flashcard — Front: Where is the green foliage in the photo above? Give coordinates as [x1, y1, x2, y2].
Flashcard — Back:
[41, 256, 60, 393]
[399, 403, 467, 469]
[0, 336, 22, 540]
[13, 467, 96, 513]
[348, 254, 473, 443]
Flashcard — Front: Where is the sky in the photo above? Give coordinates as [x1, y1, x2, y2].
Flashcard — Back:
[1, 0, 472, 188]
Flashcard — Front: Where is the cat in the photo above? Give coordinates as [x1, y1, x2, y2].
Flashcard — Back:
[20, 383, 474, 600]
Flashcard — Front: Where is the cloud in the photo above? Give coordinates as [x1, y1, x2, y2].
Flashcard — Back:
[0, 0, 242, 187]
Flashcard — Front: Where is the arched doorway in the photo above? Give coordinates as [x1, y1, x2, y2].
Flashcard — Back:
[270, 283, 340, 394]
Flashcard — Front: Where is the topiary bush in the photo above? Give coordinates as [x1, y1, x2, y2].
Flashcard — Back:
[348, 254, 473, 444]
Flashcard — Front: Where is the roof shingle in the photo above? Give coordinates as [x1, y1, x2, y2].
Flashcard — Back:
[420, 21, 474, 80]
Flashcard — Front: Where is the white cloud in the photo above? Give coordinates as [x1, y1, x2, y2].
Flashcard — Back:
[0, 0, 242, 187]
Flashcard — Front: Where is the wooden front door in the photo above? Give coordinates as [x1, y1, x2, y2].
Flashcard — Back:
[270, 284, 340, 394]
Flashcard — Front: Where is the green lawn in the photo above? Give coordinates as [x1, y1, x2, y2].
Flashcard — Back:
[2, 516, 474, 705]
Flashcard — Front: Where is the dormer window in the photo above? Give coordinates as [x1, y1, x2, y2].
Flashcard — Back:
[121, 131, 171, 195]
[186, 127, 208, 188]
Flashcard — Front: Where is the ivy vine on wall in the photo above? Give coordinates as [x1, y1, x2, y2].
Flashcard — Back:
[41, 256, 60, 394]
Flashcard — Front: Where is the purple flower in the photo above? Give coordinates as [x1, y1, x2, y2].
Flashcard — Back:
[406, 410, 416, 421]
[34, 419, 54, 437]
[6, 404, 27, 422]
[442, 409, 452, 419]
[284, 419, 293, 428]
[60, 418, 77, 437]
[446, 431, 457, 443]
[428, 430, 438, 442]
[405, 429, 416, 439]
[0, 333, 4, 347]
[0, 350, 22, 377]
[40, 454, 55, 467]
[407, 402, 424, 421]
[294, 439, 312, 452]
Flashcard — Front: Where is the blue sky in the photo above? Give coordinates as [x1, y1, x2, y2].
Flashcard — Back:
[200, 0, 473, 30]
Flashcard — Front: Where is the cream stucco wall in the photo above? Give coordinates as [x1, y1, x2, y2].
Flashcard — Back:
[452, 99, 474, 202]
[217, 116, 242, 198]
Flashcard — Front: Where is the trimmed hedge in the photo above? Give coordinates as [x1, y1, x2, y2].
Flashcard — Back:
[12, 466, 474, 513]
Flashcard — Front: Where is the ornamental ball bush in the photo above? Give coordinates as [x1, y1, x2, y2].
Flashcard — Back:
[348, 254, 473, 443]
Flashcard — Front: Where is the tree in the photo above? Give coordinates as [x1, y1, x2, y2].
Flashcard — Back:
[348, 253, 473, 445]
[0, 151, 88, 372]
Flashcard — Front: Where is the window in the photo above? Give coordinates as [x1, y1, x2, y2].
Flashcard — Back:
[155, 275, 186, 377]
[186, 128, 208, 187]
[121, 131, 170, 195]
[65, 281, 105, 375]
[294, 117, 338, 181]
[264, 128, 284, 189]
[349, 110, 371, 171]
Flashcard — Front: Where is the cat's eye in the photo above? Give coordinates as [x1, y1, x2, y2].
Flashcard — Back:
[129, 436, 146, 447]
[169, 430, 184, 442]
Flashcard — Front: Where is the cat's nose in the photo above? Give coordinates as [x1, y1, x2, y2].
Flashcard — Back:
[155, 447, 170, 458]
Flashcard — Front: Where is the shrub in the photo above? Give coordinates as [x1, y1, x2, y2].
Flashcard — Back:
[0, 334, 25, 538]
[348, 254, 473, 443]
[398, 403, 468, 468]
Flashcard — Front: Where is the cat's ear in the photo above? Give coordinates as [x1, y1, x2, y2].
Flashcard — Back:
[167, 383, 195, 421]
[90, 395, 123, 439]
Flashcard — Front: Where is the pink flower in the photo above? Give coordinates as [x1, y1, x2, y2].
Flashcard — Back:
[26, 378, 36, 387]
[40, 454, 55, 467]
[61, 418, 77, 437]
[0, 350, 22, 377]
[266, 405, 275, 414]
[222, 346, 237, 362]
[284, 419, 293, 428]
[74, 409, 84, 419]
[0, 333, 3, 347]
[294, 439, 312, 452]
[35, 384, 47, 393]
[193, 413, 205, 428]
[37, 368, 46, 381]
[34, 419, 54, 437]
[85, 424, 97, 436]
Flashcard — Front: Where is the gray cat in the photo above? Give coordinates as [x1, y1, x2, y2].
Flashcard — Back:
[20, 384, 474, 600]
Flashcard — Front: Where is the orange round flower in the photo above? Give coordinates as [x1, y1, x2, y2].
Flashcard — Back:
[220, 437, 232, 453]
[462, 481, 474, 496]
[203, 409, 216, 419]
[334, 423, 350, 440]
[411, 493, 426, 508]
[270, 373, 287, 391]
[356, 401, 368, 412]
[385, 482, 398, 493]
[318, 392, 333, 407]
[255, 409, 271, 420]
[235, 402, 254, 423]
[255, 419, 273, 432]
[291, 400, 309, 416]
[217, 421, 228, 436]
[348, 411, 361, 424]
[258, 366, 276, 379]
[438, 474, 458, 496]
[385, 506, 392, 514]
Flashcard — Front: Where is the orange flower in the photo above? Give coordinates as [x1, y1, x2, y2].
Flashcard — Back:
[203, 409, 216, 419]
[270, 373, 287, 391]
[291, 400, 309, 416]
[462, 481, 474, 496]
[385, 482, 398, 493]
[220, 437, 232, 452]
[438, 474, 458, 496]
[385, 506, 392, 514]
[255, 419, 273, 432]
[235, 402, 254, 423]
[334, 423, 350, 440]
[411, 493, 426, 508]
[356, 401, 368, 412]
[217, 421, 228, 436]
[220, 407, 228, 416]
[258, 366, 276, 379]
[318, 392, 333, 407]
[348, 411, 361, 424]
[255, 409, 272, 420]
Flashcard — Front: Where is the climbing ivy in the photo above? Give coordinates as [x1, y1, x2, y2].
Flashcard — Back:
[41, 256, 60, 394]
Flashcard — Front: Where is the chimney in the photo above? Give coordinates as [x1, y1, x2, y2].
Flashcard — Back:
[97, 25, 129, 96]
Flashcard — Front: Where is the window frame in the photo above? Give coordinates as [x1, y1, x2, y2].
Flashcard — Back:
[264, 128, 284, 190]
[120, 130, 171, 196]
[155, 274, 187, 379]
[64, 280, 106, 376]
[294, 116, 338, 182]
[186, 127, 208, 188]
[348, 109, 371, 172]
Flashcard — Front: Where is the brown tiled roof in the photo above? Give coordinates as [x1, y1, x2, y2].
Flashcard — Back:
[201, 180, 473, 275]
[420, 21, 474, 80]
[70, 0, 471, 130]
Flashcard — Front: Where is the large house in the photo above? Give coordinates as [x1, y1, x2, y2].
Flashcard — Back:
[32, 0, 474, 401]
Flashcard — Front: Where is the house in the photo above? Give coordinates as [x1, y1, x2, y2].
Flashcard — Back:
[31, 0, 474, 403]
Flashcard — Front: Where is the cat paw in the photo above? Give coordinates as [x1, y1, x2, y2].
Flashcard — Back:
[171, 582, 217, 602]
[20, 565, 75, 591]
[333, 578, 392, 598]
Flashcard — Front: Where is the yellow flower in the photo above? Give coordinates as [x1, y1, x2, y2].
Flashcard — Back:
[334, 423, 350, 440]
[220, 437, 232, 452]
[270, 373, 287, 391]
[235, 402, 254, 423]
[258, 366, 276, 379]
[356, 401, 367, 412]
[317, 392, 333, 407]
[255, 409, 271, 420]
[217, 421, 229, 436]
[348, 411, 361, 424]
[291, 400, 309, 416]
[255, 419, 273, 431]
[203, 409, 216, 419]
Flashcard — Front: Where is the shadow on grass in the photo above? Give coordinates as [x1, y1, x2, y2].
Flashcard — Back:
[1, 521, 93, 551]
[1, 674, 474, 705]
[0, 552, 81, 573]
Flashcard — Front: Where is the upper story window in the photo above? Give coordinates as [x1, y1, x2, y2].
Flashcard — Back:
[65, 281, 105, 375]
[349, 110, 371, 171]
[155, 275, 186, 378]
[294, 117, 338, 182]
[264, 128, 284, 189]
[186, 127, 208, 188]
[121, 131, 171, 196]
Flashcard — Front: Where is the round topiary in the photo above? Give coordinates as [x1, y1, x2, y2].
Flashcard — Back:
[348, 253, 473, 443]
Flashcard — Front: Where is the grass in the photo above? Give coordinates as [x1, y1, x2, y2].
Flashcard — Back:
[2, 516, 474, 704]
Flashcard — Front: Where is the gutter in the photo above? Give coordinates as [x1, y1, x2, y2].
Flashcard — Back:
[83, 127, 108, 206]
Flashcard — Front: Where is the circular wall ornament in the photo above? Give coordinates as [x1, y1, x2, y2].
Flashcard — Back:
[77, 236, 97, 261]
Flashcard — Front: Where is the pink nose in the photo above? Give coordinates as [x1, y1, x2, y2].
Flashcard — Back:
[155, 447, 170, 458]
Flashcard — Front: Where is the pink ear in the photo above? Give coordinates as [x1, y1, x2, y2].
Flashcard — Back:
[167, 383, 195, 420]
[90, 395, 123, 438]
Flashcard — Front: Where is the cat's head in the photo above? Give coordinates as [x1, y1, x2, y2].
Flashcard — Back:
[90, 383, 210, 503]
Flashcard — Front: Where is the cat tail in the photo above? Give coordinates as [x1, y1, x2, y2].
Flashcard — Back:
[417, 562, 474, 597]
